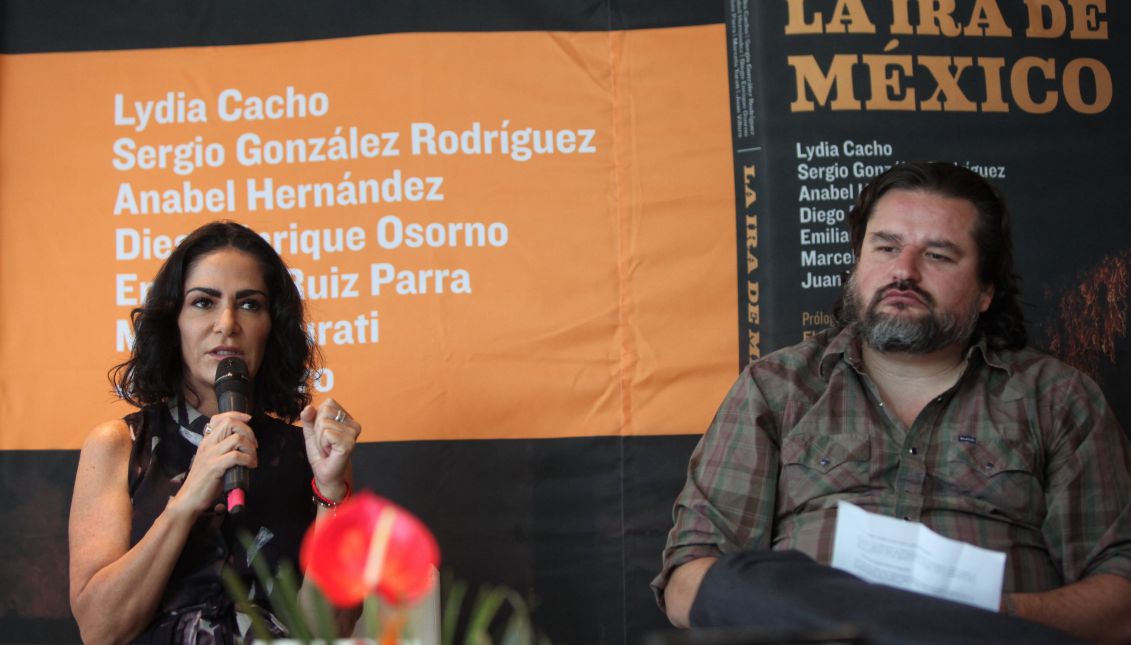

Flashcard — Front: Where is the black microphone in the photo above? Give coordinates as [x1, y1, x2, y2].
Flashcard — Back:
[214, 357, 251, 514]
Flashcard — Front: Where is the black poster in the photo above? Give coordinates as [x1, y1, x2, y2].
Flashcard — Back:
[729, 0, 1131, 426]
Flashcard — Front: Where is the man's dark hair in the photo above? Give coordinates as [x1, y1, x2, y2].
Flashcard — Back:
[836, 161, 1027, 350]
[110, 220, 315, 421]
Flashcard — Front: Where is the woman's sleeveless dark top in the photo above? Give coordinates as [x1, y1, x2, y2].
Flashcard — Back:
[126, 402, 316, 644]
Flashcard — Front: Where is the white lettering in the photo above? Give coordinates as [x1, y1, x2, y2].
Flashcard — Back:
[218, 87, 329, 123]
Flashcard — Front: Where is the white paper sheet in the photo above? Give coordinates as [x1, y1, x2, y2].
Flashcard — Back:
[830, 501, 1006, 611]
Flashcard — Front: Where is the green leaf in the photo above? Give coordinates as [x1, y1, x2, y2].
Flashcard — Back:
[219, 567, 274, 642]
[465, 584, 508, 645]
[442, 574, 467, 645]
[236, 531, 311, 640]
[362, 593, 384, 640]
[273, 561, 314, 641]
[305, 572, 338, 640]
[499, 591, 532, 645]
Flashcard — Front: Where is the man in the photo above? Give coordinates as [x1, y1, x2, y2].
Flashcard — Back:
[654, 162, 1131, 643]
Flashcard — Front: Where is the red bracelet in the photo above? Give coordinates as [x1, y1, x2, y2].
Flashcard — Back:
[312, 477, 351, 508]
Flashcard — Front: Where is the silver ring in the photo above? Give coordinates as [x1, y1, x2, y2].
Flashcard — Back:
[333, 409, 347, 423]
[203, 424, 213, 435]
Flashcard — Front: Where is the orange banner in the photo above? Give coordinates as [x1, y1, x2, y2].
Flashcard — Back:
[0, 26, 735, 449]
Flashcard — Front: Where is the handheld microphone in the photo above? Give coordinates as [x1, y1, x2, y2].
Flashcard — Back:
[214, 357, 251, 514]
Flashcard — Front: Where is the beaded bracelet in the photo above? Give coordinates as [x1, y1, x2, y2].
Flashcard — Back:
[312, 477, 352, 509]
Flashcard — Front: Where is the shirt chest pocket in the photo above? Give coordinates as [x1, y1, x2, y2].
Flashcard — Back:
[940, 437, 1044, 521]
[779, 433, 871, 512]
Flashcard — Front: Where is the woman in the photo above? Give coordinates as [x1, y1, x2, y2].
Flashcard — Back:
[69, 221, 361, 643]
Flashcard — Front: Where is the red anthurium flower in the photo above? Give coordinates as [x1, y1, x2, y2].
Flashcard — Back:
[300, 491, 440, 607]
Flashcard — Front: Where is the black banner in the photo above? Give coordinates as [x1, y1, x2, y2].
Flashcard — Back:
[0, 437, 700, 643]
[0, 0, 721, 53]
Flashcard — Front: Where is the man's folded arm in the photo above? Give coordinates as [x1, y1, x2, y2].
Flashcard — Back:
[1027, 374, 1131, 643]
[663, 557, 718, 628]
[1008, 573, 1131, 644]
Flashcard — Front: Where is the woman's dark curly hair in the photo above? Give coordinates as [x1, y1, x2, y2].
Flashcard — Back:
[110, 220, 315, 421]
[835, 161, 1028, 350]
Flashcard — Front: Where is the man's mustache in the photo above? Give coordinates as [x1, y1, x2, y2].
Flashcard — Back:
[870, 279, 934, 309]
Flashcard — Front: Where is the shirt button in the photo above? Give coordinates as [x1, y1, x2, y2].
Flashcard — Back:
[908, 447, 918, 455]
[819, 457, 831, 467]
[984, 463, 994, 470]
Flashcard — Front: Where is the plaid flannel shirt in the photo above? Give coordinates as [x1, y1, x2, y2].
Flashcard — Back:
[654, 325, 1131, 608]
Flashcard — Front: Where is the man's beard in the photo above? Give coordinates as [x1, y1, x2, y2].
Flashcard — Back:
[843, 274, 981, 354]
